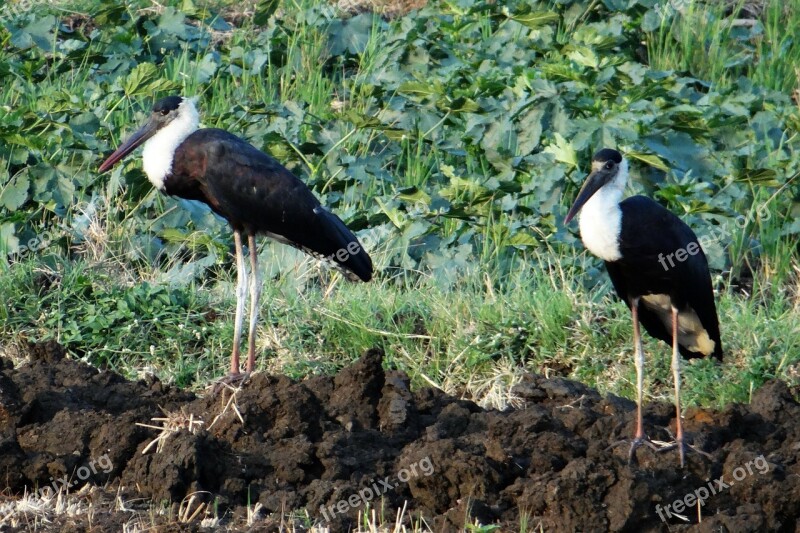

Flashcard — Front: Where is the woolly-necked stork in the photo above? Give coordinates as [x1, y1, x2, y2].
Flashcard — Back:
[99, 96, 373, 377]
[564, 148, 722, 467]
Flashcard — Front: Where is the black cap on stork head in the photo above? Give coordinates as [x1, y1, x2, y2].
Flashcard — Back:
[99, 96, 373, 381]
[564, 148, 626, 227]
[98, 96, 199, 189]
[564, 147, 722, 468]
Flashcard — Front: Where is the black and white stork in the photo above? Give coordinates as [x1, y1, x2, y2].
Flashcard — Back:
[99, 96, 373, 378]
[564, 148, 722, 467]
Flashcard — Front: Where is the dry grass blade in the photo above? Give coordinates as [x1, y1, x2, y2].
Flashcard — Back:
[0, 486, 94, 528]
[136, 407, 204, 454]
[178, 491, 211, 523]
[207, 382, 245, 430]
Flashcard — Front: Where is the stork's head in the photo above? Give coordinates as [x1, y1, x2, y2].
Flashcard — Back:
[564, 148, 627, 224]
[98, 96, 199, 173]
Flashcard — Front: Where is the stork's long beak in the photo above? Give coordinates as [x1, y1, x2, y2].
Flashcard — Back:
[98, 119, 158, 173]
[564, 170, 606, 224]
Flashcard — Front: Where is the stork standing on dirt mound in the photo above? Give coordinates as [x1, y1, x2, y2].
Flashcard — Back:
[99, 96, 373, 378]
[564, 148, 722, 467]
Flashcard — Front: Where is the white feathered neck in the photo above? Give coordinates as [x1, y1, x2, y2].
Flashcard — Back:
[142, 98, 200, 190]
[577, 158, 628, 262]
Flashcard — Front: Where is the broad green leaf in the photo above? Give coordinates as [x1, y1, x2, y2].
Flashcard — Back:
[481, 116, 515, 166]
[567, 47, 599, 69]
[15, 15, 57, 52]
[327, 14, 374, 55]
[1, 133, 39, 151]
[196, 53, 220, 84]
[515, 106, 544, 156]
[398, 81, 441, 97]
[70, 112, 100, 135]
[31, 164, 74, 207]
[602, 0, 636, 11]
[254, 0, 280, 25]
[641, 9, 664, 32]
[543, 133, 577, 168]
[508, 232, 539, 246]
[509, 11, 559, 29]
[181, 0, 197, 15]
[124, 63, 178, 96]
[159, 228, 189, 243]
[397, 187, 431, 204]
[721, 102, 749, 117]
[443, 97, 480, 113]
[158, 8, 188, 37]
[618, 61, 646, 85]
[0, 175, 29, 211]
[124, 63, 159, 97]
[627, 151, 669, 172]
[375, 198, 407, 229]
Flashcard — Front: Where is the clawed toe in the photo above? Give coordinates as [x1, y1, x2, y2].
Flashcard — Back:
[210, 371, 251, 394]
[655, 436, 712, 468]
[611, 431, 710, 468]
[627, 435, 667, 465]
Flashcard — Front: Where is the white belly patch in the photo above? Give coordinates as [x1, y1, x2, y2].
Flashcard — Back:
[640, 294, 716, 355]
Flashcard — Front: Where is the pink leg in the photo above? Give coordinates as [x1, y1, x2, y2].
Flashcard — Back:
[230, 229, 247, 375]
[671, 305, 685, 467]
[246, 234, 261, 373]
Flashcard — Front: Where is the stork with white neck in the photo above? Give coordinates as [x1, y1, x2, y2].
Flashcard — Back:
[565, 148, 722, 467]
[99, 96, 373, 379]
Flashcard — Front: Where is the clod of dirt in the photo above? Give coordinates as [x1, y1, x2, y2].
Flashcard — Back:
[1, 342, 799, 531]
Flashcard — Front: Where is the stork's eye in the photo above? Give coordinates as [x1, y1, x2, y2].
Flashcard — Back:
[604, 161, 614, 170]
[160, 109, 169, 116]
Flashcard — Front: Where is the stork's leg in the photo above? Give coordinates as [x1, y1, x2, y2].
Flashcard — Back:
[671, 305, 685, 468]
[607, 297, 663, 463]
[628, 296, 653, 463]
[657, 305, 712, 465]
[246, 234, 261, 373]
[230, 229, 247, 375]
[632, 297, 645, 441]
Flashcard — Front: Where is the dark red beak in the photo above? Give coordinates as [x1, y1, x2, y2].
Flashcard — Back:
[98, 119, 158, 173]
[564, 170, 608, 224]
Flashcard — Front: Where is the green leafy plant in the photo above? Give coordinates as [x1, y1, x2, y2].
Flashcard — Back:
[0, 0, 798, 406]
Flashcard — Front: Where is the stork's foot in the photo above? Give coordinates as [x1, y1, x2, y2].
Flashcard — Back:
[609, 433, 711, 467]
[628, 435, 666, 466]
[607, 435, 672, 466]
[655, 435, 712, 468]
[209, 371, 251, 394]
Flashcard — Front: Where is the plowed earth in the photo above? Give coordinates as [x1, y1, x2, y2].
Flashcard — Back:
[1, 341, 799, 531]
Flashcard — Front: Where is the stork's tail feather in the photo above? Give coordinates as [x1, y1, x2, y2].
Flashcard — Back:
[314, 207, 373, 282]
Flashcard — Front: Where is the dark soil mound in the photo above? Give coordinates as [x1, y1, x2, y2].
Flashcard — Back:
[1, 342, 798, 531]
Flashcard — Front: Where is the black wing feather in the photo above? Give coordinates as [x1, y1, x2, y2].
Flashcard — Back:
[170, 129, 372, 281]
[606, 195, 722, 360]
